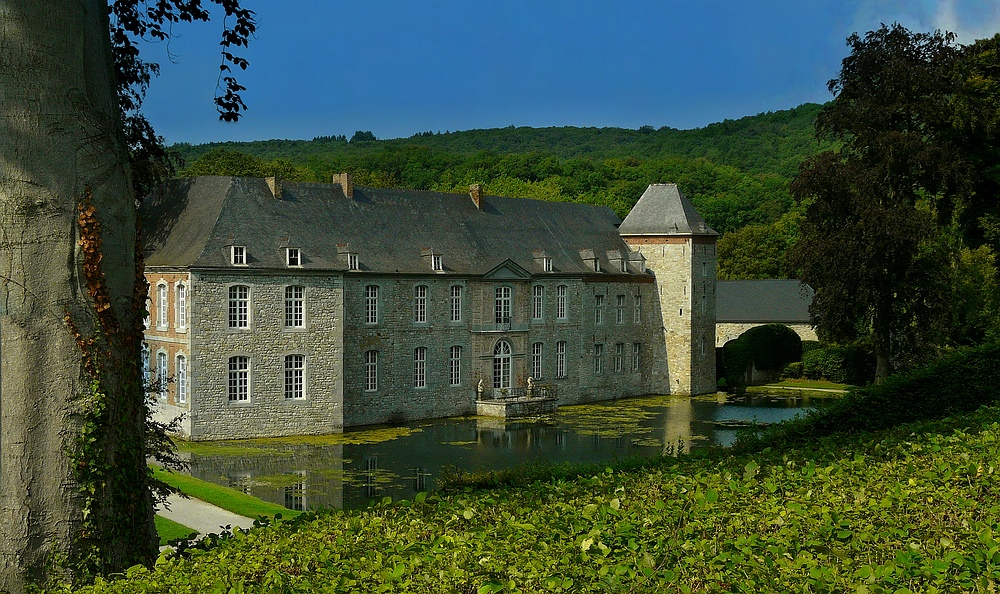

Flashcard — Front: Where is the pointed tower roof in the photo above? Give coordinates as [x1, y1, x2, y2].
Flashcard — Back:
[618, 184, 718, 236]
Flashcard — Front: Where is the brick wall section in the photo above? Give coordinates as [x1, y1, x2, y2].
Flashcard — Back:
[184, 270, 344, 440]
[145, 271, 193, 434]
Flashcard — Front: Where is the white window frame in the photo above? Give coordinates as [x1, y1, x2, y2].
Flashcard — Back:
[555, 341, 567, 378]
[494, 286, 511, 325]
[531, 342, 543, 379]
[413, 347, 427, 388]
[285, 285, 305, 328]
[141, 343, 151, 388]
[364, 350, 378, 392]
[594, 294, 604, 325]
[556, 285, 568, 320]
[431, 254, 443, 271]
[364, 285, 379, 325]
[449, 285, 462, 322]
[228, 285, 250, 329]
[286, 247, 301, 267]
[531, 285, 544, 320]
[413, 285, 427, 323]
[594, 343, 604, 375]
[616, 295, 626, 325]
[176, 354, 187, 403]
[231, 245, 247, 266]
[348, 253, 359, 271]
[632, 342, 641, 371]
[228, 355, 250, 402]
[543, 257, 553, 273]
[449, 345, 462, 386]
[157, 283, 168, 329]
[614, 343, 624, 373]
[156, 351, 168, 399]
[176, 283, 187, 330]
[634, 295, 641, 324]
[284, 354, 305, 400]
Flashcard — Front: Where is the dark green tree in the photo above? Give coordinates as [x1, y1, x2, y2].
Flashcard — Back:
[791, 25, 963, 380]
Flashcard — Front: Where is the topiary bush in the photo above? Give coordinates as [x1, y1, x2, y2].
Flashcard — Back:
[801, 344, 875, 385]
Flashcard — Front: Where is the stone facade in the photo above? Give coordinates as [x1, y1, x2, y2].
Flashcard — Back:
[716, 322, 818, 347]
[142, 178, 722, 440]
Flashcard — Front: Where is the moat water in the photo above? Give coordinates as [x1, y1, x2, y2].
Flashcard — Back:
[179, 392, 834, 512]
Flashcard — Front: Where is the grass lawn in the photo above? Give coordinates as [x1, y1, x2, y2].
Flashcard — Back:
[153, 515, 197, 546]
[749, 378, 851, 391]
[152, 467, 302, 520]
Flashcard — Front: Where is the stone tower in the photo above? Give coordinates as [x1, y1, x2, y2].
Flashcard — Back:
[619, 184, 718, 395]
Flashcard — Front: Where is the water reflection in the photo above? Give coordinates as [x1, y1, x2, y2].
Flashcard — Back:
[182, 392, 830, 512]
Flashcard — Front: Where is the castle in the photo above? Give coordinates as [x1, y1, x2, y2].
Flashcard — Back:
[141, 176, 718, 440]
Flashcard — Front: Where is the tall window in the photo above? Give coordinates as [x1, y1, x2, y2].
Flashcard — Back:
[176, 355, 187, 403]
[556, 285, 567, 319]
[449, 285, 462, 322]
[616, 295, 626, 324]
[555, 341, 567, 378]
[228, 285, 249, 328]
[532, 285, 544, 320]
[156, 351, 167, 399]
[285, 285, 304, 328]
[701, 295, 707, 316]
[493, 340, 512, 389]
[364, 350, 378, 392]
[141, 343, 151, 388]
[634, 295, 641, 323]
[413, 347, 427, 388]
[632, 343, 641, 371]
[227, 356, 249, 402]
[364, 285, 379, 324]
[413, 285, 427, 323]
[614, 343, 624, 373]
[176, 283, 187, 329]
[284, 354, 305, 399]
[594, 343, 604, 375]
[449, 345, 462, 386]
[157, 283, 168, 329]
[494, 286, 511, 325]
[594, 294, 604, 325]
[531, 342, 543, 380]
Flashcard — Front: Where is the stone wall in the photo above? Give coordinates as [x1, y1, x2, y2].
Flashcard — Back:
[716, 322, 818, 347]
[184, 270, 345, 440]
[623, 236, 717, 395]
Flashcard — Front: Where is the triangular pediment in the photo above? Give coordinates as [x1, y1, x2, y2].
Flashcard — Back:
[483, 259, 532, 280]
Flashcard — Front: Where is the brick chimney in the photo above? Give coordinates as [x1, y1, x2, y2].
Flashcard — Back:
[332, 172, 354, 198]
[266, 176, 282, 199]
[469, 183, 483, 209]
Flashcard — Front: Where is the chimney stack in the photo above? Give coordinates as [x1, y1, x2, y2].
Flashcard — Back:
[469, 183, 483, 209]
[333, 172, 354, 198]
[266, 176, 282, 199]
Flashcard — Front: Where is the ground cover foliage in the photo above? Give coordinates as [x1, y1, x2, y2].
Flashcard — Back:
[66, 345, 1000, 593]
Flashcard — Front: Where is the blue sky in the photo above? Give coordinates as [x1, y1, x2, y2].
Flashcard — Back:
[140, 0, 1000, 145]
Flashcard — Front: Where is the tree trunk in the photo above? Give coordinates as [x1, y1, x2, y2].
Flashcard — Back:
[0, 2, 156, 591]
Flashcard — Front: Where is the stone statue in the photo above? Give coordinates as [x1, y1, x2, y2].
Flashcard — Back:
[477, 379, 484, 397]
[526, 376, 534, 396]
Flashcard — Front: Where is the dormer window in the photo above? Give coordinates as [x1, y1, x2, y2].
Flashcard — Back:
[594, 260, 601, 273]
[286, 247, 301, 267]
[348, 253, 359, 271]
[231, 246, 246, 266]
[544, 257, 553, 272]
[432, 254, 443, 271]
[534, 249, 554, 273]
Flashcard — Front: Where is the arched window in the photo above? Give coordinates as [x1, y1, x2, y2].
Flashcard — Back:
[493, 340, 512, 390]
[176, 283, 187, 329]
[157, 283, 168, 329]
[176, 354, 187, 403]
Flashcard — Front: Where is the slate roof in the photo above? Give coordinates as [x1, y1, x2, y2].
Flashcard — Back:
[716, 280, 814, 324]
[618, 183, 718, 236]
[141, 176, 645, 277]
